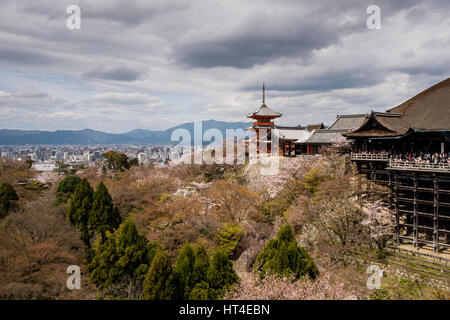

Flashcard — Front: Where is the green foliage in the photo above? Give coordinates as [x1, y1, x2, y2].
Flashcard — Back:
[172, 243, 196, 299]
[0, 183, 18, 217]
[142, 249, 174, 300]
[193, 245, 210, 284]
[88, 216, 159, 288]
[303, 168, 328, 194]
[88, 182, 121, 240]
[217, 223, 244, 258]
[376, 249, 390, 261]
[129, 158, 139, 167]
[370, 288, 392, 300]
[189, 282, 211, 300]
[207, 249, 238, 298]
[55, 175, 82, 204]
[102, 151, 130, 172]
[254, 224, 319, 280]
[67, 178, 93, 248]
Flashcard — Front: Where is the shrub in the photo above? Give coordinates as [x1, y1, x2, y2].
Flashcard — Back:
[254, 224, 319, 280]
[217, 223, 244, 259]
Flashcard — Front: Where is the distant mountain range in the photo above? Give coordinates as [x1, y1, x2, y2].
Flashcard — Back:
[0, 120, 252, 145]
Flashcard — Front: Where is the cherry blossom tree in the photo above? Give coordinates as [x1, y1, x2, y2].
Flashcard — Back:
[361, 200, 394, 251]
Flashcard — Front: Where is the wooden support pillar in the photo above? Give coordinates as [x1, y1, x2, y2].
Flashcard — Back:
[433, 174, 439, 253]
[413, 173, 418, 248]
[394, 172, 399, 244]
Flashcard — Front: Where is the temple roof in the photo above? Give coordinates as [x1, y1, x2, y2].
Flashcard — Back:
[329, 114, 367, 131]
[387, 78, 450, 130]
[306, 123, 325, 131]
[272, 126, 311, 142]
[247, 103, 282, 118]
[298, 129, 348, 145]
[344, 112, 410, 138]
[345, 78, 450, 138]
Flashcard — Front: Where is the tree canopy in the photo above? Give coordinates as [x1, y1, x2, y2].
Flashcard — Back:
[0, 183, 18, 217]
[254, 224, 319, 280]
[55, 175, 82, 204]
[88, 182, 121, 240]
[67, 178, 94, 249]
[142, 249, 174, 300]
[101, 151, 130, 172]
[88, 216, 159, 288]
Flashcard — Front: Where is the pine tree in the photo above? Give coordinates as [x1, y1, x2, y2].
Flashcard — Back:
[87, 216, 159, 288]
[142, 249, 174, 300]
[254, 224, 319, 280]
[172, 243, 196, 299]
[193, 245, 210, 284]
[67, 178, 93, 249]
[89, 182, 121, 240]
[0, 183, 18, 218]
[207, 249, 238, 298]
[115, 217, 158, 282]
[55, 175, 82, 204]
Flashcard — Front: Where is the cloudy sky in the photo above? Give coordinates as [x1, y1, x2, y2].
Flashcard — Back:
[0, 0, 449, 133]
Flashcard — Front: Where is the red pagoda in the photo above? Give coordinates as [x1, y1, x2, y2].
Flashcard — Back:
[247, 84, 282, 154]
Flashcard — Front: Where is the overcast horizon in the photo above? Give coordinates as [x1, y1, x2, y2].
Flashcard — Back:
[0, 0, 449, 133]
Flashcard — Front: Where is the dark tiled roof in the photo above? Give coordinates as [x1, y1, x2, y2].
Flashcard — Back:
[298, 129, 347, 145]
[247, 103, 282, 118]
[329, 114, 367, 131]
[387, 78, 450, 130]
[306, 123, 325, 131]
[345, 112, 410, 137]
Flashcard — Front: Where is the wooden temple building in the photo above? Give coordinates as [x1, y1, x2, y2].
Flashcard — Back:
[345, 78, 450, 252]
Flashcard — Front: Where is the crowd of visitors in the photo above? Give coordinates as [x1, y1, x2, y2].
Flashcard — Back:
[391, 152, 449, 165]
[354, 151, 450, 167]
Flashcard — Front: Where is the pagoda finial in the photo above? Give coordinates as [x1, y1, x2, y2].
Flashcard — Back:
[262, 82, 265, 104]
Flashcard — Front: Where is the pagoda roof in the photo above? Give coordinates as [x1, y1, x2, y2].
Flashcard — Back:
[247, 103, 282, 118]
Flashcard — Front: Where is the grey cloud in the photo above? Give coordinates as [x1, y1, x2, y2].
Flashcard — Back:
[173, 0, 425, 69]
[83, 65, 146, 82]
[0, 46, 59, 66]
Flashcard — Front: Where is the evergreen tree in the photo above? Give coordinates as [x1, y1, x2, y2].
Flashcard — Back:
[207, 249, 238, 298]
[254, 224, 319, 280]
[55, 175, 82, 204]
[67, 178, 94, 249]
[217, 223, 244, 258]
[142, 249, 174, 300]
[0, 183, 18, 218]
[89, 182, 121, 240]
[87, 216, 159, 288]
[172, 243, 196, 299]
[193, 245, 210, 284]
[189, 282, 211, 300]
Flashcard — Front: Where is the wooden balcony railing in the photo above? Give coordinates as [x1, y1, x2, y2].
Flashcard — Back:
[388, 160, 450, 172]
[351, 153, 389, 161]
[253, 121, 274, 127]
